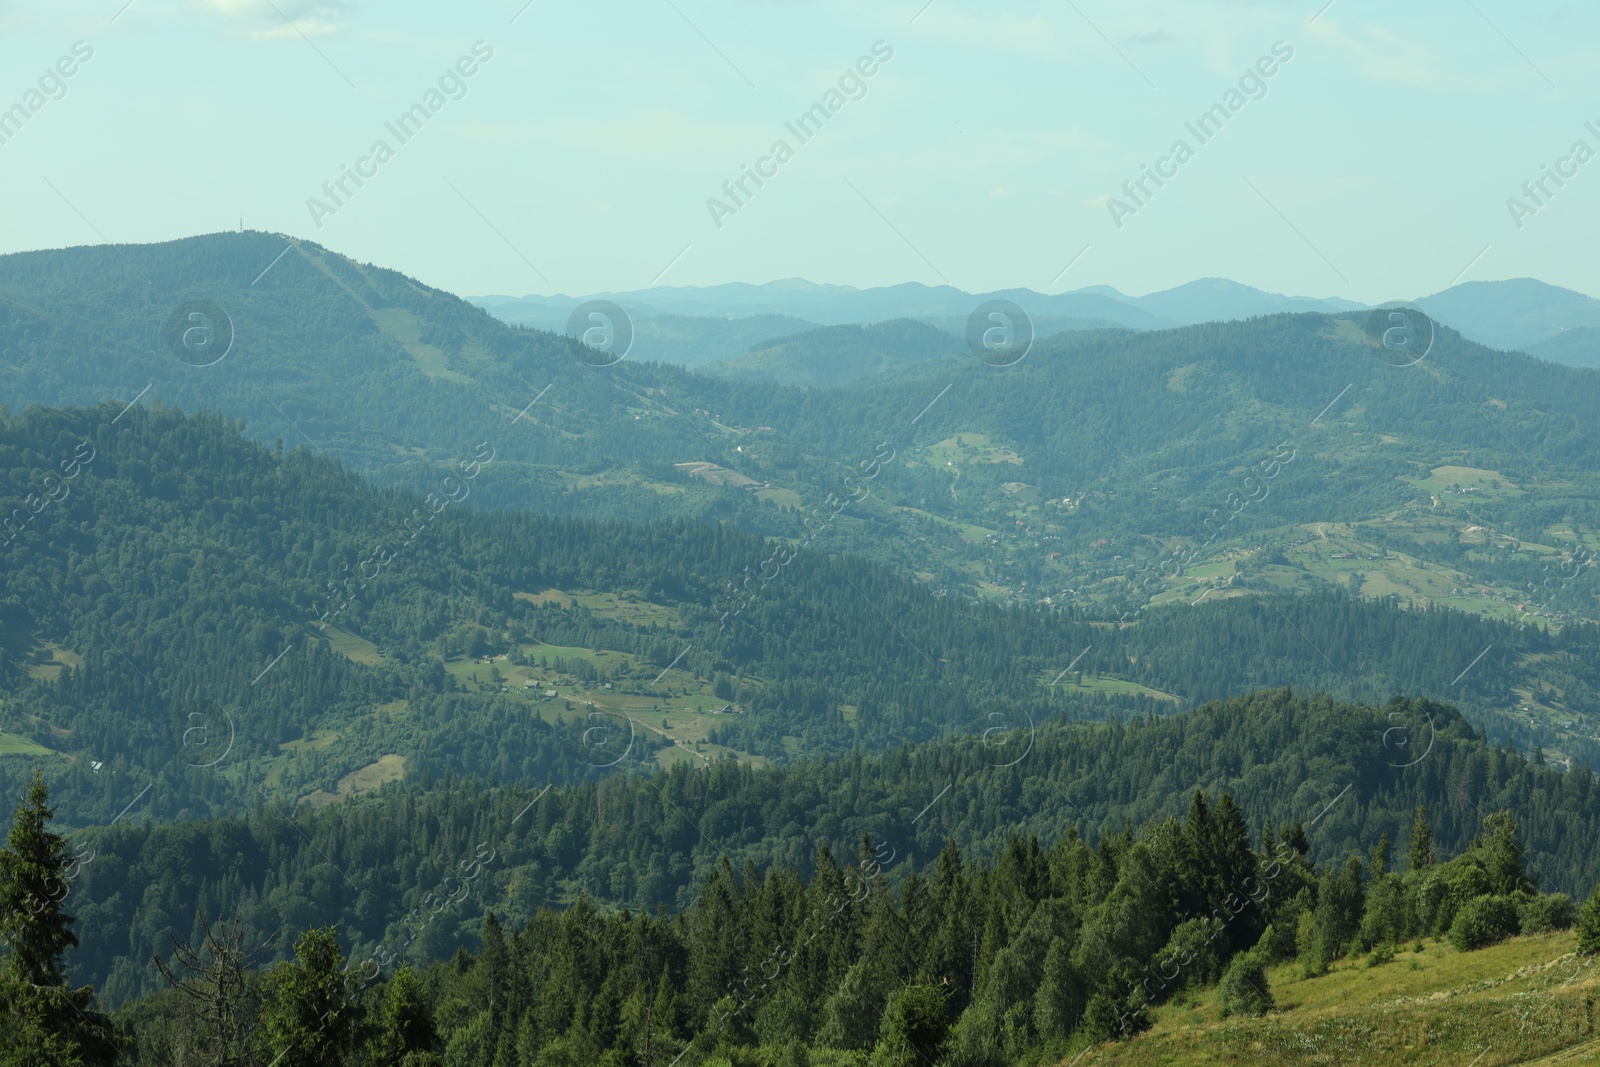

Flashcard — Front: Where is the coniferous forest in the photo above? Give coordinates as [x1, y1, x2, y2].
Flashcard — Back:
[10, 0, 1600, 1056]
[3, 237, 1600, 1063]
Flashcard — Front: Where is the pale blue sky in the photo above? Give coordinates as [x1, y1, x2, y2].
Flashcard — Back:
[2, 0, 1597, 303]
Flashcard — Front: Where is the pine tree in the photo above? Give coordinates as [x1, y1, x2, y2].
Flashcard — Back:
[1369, 834, 1390, 877]
[1407, 805, 1435, 872]
[366, 965, 438, 1066]
[0, 773, 78, 987]
[257, 926, 362, 1067]
[481, 912, 509, 1029]
[1481, 810, 1535, 896]
[0, 771, 118, 1067]
[1577, 884, 1600, 956]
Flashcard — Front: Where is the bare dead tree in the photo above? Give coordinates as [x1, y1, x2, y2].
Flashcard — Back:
[151, 911, 277, 1067]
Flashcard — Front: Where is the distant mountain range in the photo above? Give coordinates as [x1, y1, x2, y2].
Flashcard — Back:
[1414, 278, 1600, 367]
[476, 275, 1600, 371]
[7, 231, 1600, 772]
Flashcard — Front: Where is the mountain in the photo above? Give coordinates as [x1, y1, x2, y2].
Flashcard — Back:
[479, 276, 1600, 376]
[1128, 277, 1364, 324]
[472, 278, 1352, 336]
[7, 239, 1600, 1065]
[1417, 278, 1600, 355]
[8, 235, 1600, 766]
[701, 319, 966, 386]
[471, 302, 820, 368]
[1527, 326, 1600, 368]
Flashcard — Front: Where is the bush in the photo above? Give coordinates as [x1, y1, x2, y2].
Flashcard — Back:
[1218, 950, 1273, 1018]
[1359, 874, 1411, 950]
[1078, 993, 1123, 1042]
[1518, 892, 1576, 934]
[1448, 894, 1520, 952]
[1076, 990, 1150, 1044]
[1219, 930, 1275, 1019]
[1365, 941, 1395, 968]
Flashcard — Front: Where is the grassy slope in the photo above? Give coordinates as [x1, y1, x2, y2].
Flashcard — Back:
[1067, 931, 1600, 1066]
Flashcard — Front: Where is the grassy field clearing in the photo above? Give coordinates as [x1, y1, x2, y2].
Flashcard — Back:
[1071, 930, 1600, 1066]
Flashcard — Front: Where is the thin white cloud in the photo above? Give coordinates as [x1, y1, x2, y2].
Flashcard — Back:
[910, 9, 1060, 58]
[196, 0, 348, 38]
[1309, 15, 1491, 90]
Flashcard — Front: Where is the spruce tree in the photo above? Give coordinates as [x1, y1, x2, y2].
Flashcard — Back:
[257, 926, 362, 1067]
[1481, 810, 1535, 896]
[1407, 805, 1435, 872]
[0, 771, 117, 1067]
[0, 772, 77, 987]
[1577, 884, 1600, 956]
[1369, 834, 1390, 877]
[367, 965, 438, 1066]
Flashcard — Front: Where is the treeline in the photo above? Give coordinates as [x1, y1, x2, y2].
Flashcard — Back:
[8, 763, 1597, 1065]
[31, 689, 1600, 1007]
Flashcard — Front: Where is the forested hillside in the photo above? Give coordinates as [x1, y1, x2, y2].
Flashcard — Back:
[700, 320, 963, 386]
[4, 236, 1600, 658]
[4, 238, 1600, 1062]
[20, 688, 1600, 1014]
[5, 402, 1600, 837]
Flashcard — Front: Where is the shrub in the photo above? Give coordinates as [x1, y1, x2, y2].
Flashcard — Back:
[1518, 892, 1577, 934]
[1078, 993, 1123, 1042]
[1366, 941, 1395, 968]
[1359, 874, 1411, 950]
[1449, 894, 1520, 952]
[1219, 950, 1273, 1018]
[1219, 929, 1275, 1019]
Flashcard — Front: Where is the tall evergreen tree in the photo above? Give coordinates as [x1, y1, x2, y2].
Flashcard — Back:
[257, 926, 362, 1067]
[1407, 805, 1435, 872]
[1481, 810, 1535, 895]
[367, 965, 439, 1066]
[1577, 884, 1600, 956]
[0, 772, 117, 1067]
[1369, 834, 1391, 877]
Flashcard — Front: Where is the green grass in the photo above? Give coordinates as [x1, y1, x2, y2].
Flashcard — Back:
[303, 754, 406, 808]
[0, 731, 54, 757]
[1071, 931, 1600, 1066]
[1044, 673, 1179, 703]
[756, 487, 804, 509]
[1405, 464, 1522, 500]
[894, 505, 995, 541]
[317, 624, 381, 665]
[515, 588, 684, 629]
[25, 642, 82, 681]
[922, 433, 1023, 468]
